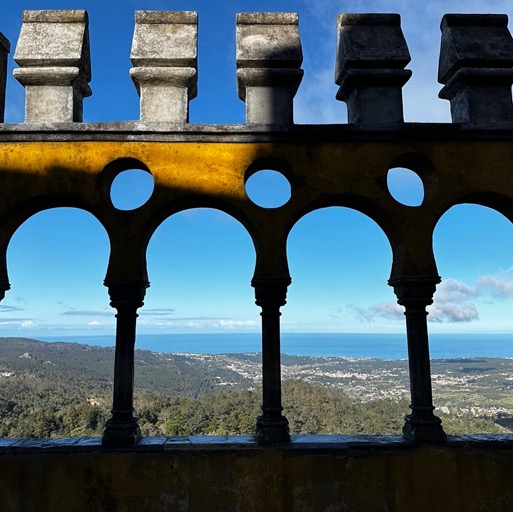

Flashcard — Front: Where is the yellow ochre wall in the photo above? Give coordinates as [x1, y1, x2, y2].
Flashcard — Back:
[1, 438, 513, 512]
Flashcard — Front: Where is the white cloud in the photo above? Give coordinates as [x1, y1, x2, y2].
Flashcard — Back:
[87, 321, 101, 326]
[476, 274, 513, 299]
[215, 319, 259, 329]
[428, 278, 479, 323]
[371, 302, 404, 320]
[435, 278, 478, 303]
[346, 302, 403, 323]
[347, 277, 481, 324]
[20, 320, 37, 329]
[428, 302, 479, 323]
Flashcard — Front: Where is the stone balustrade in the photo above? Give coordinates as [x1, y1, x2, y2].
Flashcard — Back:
[0, 9, 512, 450]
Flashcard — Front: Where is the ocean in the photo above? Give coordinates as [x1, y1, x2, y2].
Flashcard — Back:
[35, 332, 513, 360]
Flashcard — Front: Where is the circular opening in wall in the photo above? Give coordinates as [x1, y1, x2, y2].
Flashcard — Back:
[245, 170, 291, 208]
[110, 169, 154, 211]
[387, 167, 424, 207]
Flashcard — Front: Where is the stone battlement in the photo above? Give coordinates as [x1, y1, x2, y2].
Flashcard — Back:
[2, 10, 513, 126]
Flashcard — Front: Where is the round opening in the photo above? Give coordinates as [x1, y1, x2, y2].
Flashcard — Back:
[110, 169, 154, 211]
[245, 170, 291, 208]
[387, 167, 424, 207]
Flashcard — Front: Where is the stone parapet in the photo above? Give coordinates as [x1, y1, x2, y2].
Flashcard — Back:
[130, 11, 198, 123]
[236, 12, 303, 125]
[335, 13, 411, 126]
[13, 10, 91, 122]
[439, 14, 513, 124]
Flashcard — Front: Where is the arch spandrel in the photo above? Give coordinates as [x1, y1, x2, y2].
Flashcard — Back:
[1, 138, 513, 284]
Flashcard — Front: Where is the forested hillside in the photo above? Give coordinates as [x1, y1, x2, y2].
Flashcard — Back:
[0, 338, 508, 437]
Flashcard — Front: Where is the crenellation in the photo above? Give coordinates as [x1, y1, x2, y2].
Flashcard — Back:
[236, 12, 303, 125]
[439, 14, 513, 124]
[130, 11, 198, 123]
[335, 13, 412, 126]
[4, 9, 513, 127]
[13, 10, 91, 122]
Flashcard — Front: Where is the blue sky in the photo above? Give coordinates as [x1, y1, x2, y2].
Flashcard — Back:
[2, 1, 513, 338]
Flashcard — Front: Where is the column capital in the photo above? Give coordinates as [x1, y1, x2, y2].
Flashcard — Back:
[105, 279, 148, 310]
[251, 276, 291, 307]
[0, 282, 9, 302]
[389, 276, 440, 307]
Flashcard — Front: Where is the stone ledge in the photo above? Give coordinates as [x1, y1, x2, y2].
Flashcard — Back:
[2, 434, 513, 454]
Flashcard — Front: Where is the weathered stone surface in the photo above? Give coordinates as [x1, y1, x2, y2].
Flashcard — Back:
[1, 437, 513, 511]
[336, 13, 411, 125]
[236, 12, 302, 68]
[130, 11, 198, 123]
[0, 33, 10, 123]
[439, 14, 513, 124]
[13, 10, 91, 122]
[131, 11, 197, 67]
[1, 8, 513, 512]
[236, 12, 303, 125]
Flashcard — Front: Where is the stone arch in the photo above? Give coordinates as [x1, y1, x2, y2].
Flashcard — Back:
[2, 206, 110, 334]
[433, 199, 513, 331]
[0, 203, 110, 301]
[286, 196, 398, 280]
[286, 205, 395, 337]
[144, 206, 257, 332]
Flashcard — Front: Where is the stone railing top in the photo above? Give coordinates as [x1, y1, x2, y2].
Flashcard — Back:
[339, 13, 401, 26]
[236, 12, 298, 25]
[134, 10, 197, 24]
[22, 9, 87, 23]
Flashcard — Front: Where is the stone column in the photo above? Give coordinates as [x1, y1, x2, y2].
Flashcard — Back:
[335, 14, 411, 126]
[13, 10, 91, 122]
[0, 33, 10, 123]
[236, 13, 303, 125]
[253, 277, 291, 445]
[439, 14, 513, 124]
[102, 280, 147, 446]
[390, 277, 447, 444]
[130, 11, 197, 123]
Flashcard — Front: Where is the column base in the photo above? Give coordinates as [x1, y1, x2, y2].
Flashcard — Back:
[256, 415, 290, 446]
[102, 417, 141, 446]
[402, 414, 447, 444]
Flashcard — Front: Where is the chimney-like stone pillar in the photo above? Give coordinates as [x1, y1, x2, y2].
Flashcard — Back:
[13, 10, 91, 122]
[236, 13, 303, 125]
[439, 14, 513, 124]
[335, 14, 411, 126]
[0, 33, 10, 123]
[130, 11, 198, 123]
